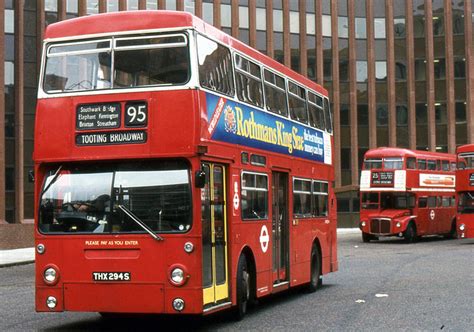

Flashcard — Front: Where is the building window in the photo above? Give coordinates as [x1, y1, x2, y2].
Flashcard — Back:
[394, 18, 406, 37]
[375, 61, 387, 81]
[338, 16, 349, 38]
[355, 17, 367, 39]
[454, 58, 466, 78]
[396, 105, 408, 125]
[395, 61, 407, 81]
[374, 18, 386, 39]
[376, 104, 389, 126]
[356, 61, 368, 82]
[322, 15, 332, 37]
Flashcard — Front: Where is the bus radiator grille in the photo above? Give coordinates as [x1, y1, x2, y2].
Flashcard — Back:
[370, 218, 391, 234]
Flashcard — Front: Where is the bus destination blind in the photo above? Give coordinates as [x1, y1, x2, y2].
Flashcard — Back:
[76, 130, 147, 146]
[76, 103, 121, 130]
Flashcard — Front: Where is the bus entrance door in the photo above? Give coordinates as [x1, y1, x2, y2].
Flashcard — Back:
[272, 172, 289, 285]
[201, 163, 229, 307]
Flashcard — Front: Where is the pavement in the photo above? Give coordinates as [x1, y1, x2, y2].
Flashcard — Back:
[0, 228, 361, 268]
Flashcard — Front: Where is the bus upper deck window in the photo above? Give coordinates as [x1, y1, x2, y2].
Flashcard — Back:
[418, 159, 427, 170]
[288, 82, 308, 124]
[323, 98, 333, 133]
[427, 160, 437, 170]
[383, 157, 403, 170]
[363, 159, 382, 169]
[44, 39, 112, 93]
[406, 157, 416, 169]
[197, 34, 234, 96]
[113, 34, 190, 87]
[263, 69, 288, 117]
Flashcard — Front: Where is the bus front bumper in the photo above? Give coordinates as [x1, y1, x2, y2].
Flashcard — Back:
[36, 283, 203, 314]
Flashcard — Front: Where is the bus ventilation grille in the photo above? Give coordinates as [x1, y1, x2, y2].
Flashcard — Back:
[370, 218, 391, 234]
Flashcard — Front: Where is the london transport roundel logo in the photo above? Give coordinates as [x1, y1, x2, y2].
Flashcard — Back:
[430, 210, 435, 220]
[260, 225, 269, 253]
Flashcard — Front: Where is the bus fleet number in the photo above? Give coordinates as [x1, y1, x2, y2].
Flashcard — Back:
[125, 102, 147, 127]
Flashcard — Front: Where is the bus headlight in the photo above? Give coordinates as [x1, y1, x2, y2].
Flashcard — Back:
[396, 222, 401, 228]
[459, 224, 465, 231]
[46, 296, 57, 309]
[44, 267, 59, 285]
[172, 298, 185, 312]
[361, 221, 366, 227]
[169, 265, 189, 286]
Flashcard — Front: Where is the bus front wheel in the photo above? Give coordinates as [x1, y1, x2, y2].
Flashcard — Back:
[307, 244, 322, 293]
[403, 223, 417, 243]
[362, 232, 377, 243]
[235, 254, 250, 320]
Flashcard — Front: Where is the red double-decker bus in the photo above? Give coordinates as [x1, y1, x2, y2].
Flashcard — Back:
[359, 148, 457, 243]
[34, 11, 337, 318]
[456, 144, 474, 239]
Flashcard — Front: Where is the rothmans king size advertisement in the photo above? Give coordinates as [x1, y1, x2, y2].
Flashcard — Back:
[205, 93, 332, 165]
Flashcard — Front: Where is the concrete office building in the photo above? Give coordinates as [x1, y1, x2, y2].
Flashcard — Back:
[1, 0, 473, 227]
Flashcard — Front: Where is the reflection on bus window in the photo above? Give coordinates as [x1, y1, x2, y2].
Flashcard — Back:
[458, 192, 474, 214]
[197, 34, 234, 96]
[241, 172, 268, 220]
[39, 162, 191, 234]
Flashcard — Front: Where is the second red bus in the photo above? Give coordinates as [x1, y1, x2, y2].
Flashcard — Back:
[359, 148, 457, 243]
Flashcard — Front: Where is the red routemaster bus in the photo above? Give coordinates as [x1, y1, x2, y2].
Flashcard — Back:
[34, 11, 337, 319]
[456, 144, 474, 238]
[359, 148, 457, 243]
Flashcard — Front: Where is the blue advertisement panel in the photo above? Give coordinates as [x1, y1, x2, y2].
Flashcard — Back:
[206, 92, 332, 164]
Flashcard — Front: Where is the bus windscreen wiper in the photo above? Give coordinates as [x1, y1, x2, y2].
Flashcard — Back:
[117, 204, 163, 241]
[40, 165, 63, 198]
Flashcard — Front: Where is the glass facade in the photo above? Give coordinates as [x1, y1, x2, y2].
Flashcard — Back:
[1, 1, 473, 226]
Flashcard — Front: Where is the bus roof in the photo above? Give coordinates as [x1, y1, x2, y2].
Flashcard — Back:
[456, 144, 474, 154]
[44, 10, 328, 97]
[363, 147, 456, 161]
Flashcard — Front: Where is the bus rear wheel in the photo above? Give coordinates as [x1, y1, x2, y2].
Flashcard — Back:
[307, 245, 322, 293]
[403, 223, 417, 243]
[235, 254, 250, 320]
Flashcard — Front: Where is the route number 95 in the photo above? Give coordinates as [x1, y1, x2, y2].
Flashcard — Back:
[125, 101, 147, 127]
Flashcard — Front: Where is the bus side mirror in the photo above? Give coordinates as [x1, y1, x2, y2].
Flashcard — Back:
[28, 169, 35, 183]
[195, 170, 206, 188]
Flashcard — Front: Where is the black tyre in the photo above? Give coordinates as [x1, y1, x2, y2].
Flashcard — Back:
[235, 255, 250, 320]
[307, 245, 322, 293]
[445, 221, 457, 239]
[362, 232, 373, 243]
[403, 223, 417, 243]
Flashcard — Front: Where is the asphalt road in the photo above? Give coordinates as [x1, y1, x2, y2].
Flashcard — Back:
[1, 233, 473, 331]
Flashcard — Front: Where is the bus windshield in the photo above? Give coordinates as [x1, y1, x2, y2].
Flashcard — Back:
[43, 33, 190, 93]
[458, 154, 474, 169]
[361, 192, 379, 210]
[458, 192, 474, 214]
[39, 161, 192, 234]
